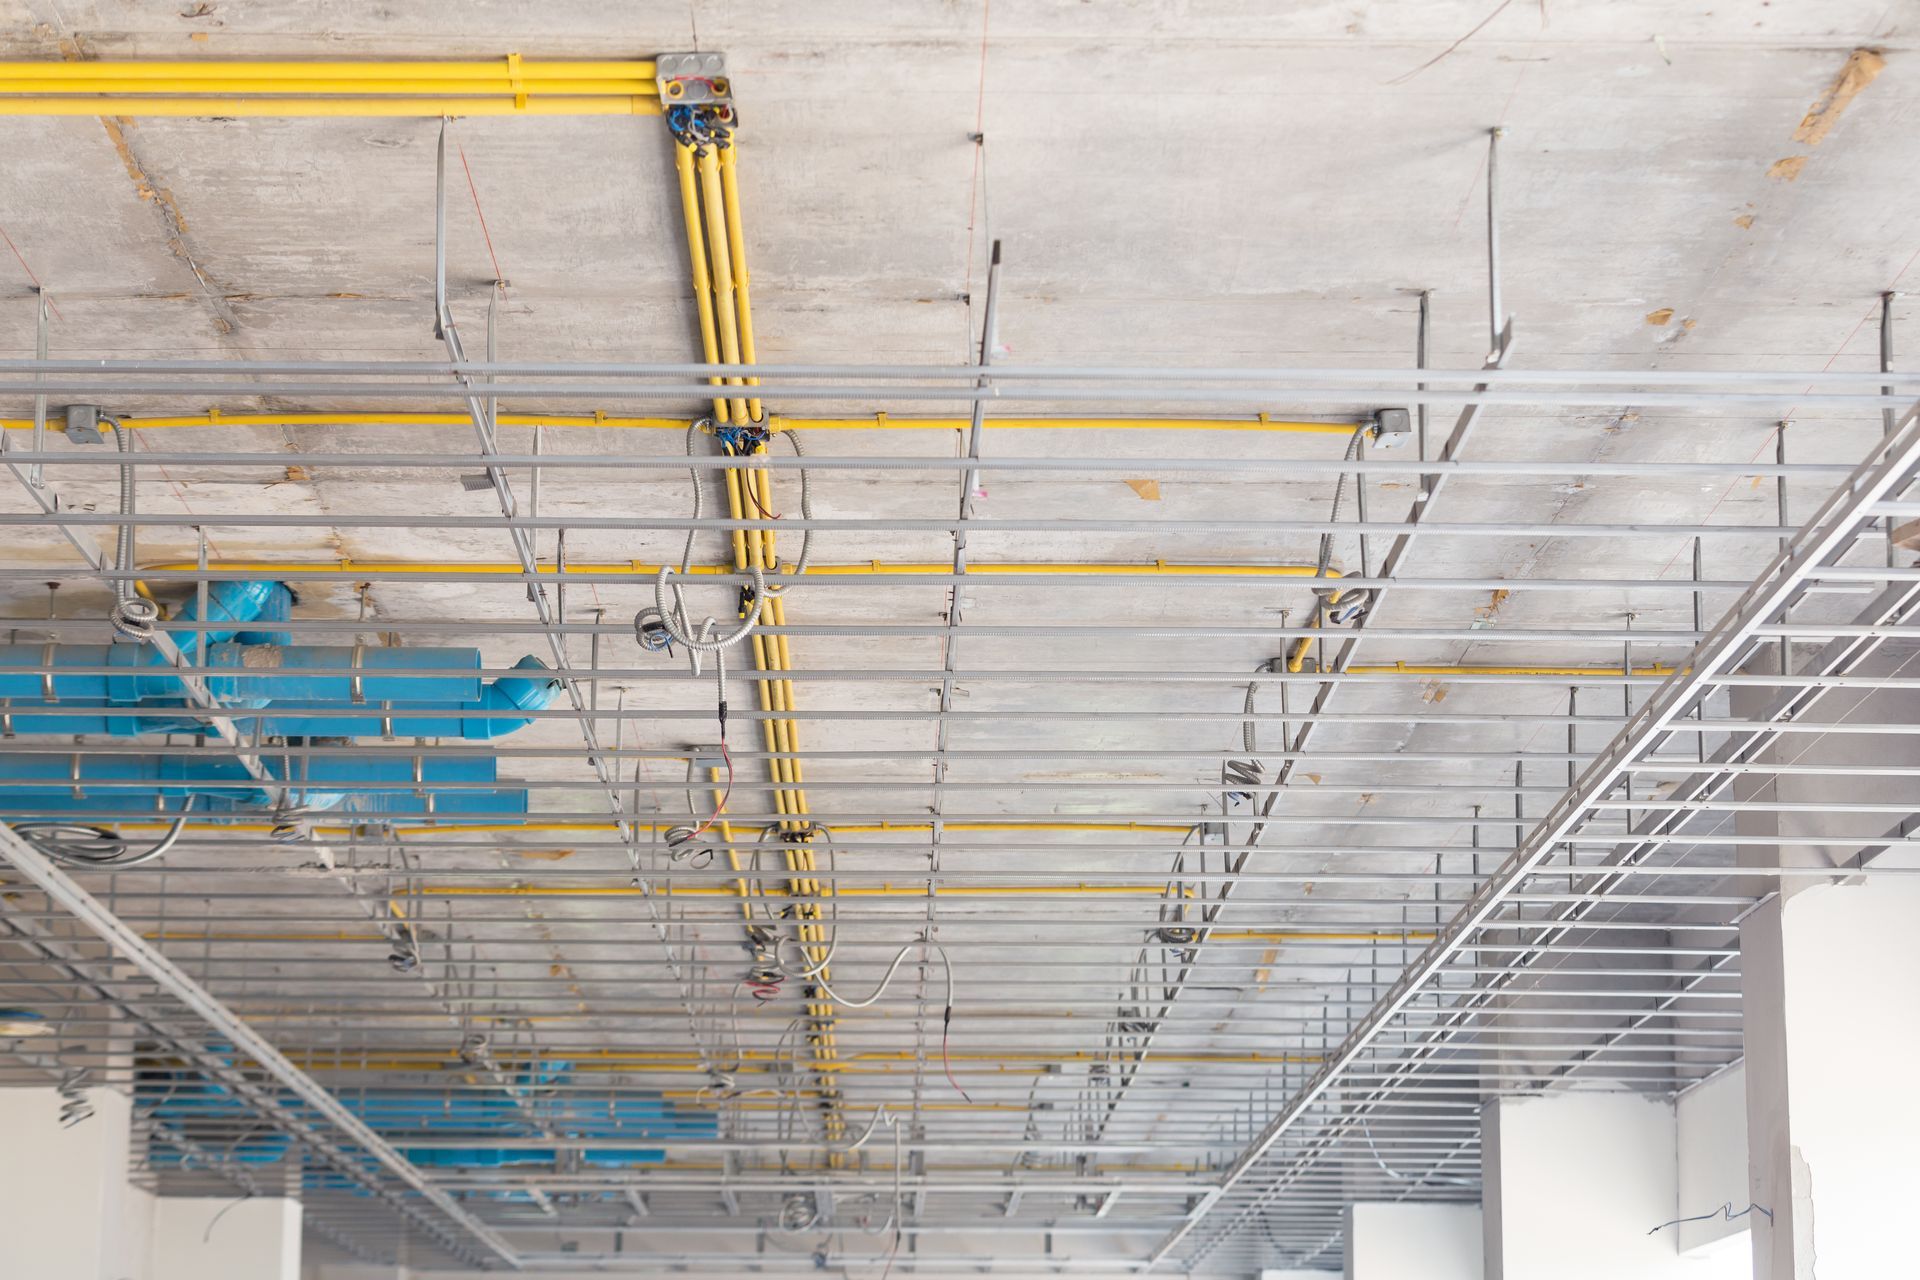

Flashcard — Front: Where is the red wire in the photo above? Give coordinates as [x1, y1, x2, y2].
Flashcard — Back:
[943, 1014, 974, 1105]
[744, 485, 781, 519]
[684, 739, 732, 840]
[0, 221, 59, 319]
[455, 141, 504, 284]
[881, 1227, 902, 1280]
[742, 469, 781, 520]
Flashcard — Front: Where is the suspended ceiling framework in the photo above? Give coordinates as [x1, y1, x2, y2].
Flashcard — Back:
[0, 5, 1917, 1276]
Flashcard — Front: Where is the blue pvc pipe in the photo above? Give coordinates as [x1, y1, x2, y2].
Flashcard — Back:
[0, 643, 484, 706]
[145, 1061, 717, 1170]
[0, 751, 524, 818]
[0, 582, 556, 818]
[1, 618, 559, 742]
[0, 650, 557, 740]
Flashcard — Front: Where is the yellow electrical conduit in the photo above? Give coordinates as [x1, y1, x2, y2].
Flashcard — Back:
[1210, 929, 1439, 943]
[415, 883, 1190, 900]
[144, 921, 1403, 945]
[273, 1048, 1323, 1073]
[0, 411, 1362, 435]
[0, 57, 663, 116]
[665, 117, 845, 1143]
[721, 147, 763, 421]
[87, 819, 1200, 838]
[770, 413, 1361, 435]
[701, 146, 750, 425]
[736, 453, 849, 1146]
[1347, 662, 1677, 678]
[673, 134, 761, 424]
[139, 557, 1344, 582]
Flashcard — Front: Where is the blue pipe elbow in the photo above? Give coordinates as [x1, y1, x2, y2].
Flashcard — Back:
[467, 655, 562, 739]
[171, 579, 290, 656]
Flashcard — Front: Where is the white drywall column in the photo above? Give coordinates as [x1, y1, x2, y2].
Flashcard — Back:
[1739, 877, 1920, 1279]
[1344, 1202, 1482, 1280]
[151, 1195, 301, 1280]
[0, 1084, 153, 1280]
[1676, 1066, 1750, 1258]
[1481, 1091, 1745, 1280]
[1733, 624, 1919, 1279]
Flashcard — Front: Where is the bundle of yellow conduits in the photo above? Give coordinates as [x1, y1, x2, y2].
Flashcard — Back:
[0, 57, 666, 116]
[669, 122, 851, 1146]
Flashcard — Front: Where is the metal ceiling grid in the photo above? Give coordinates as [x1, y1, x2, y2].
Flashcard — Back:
[0, 56, 1914, 1278]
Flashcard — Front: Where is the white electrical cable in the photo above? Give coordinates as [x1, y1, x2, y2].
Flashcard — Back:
[810, 938, 956, 1011]
[760, 426, 812, 593]
[639, 420, 769, 670]
[775, 931, 836, 980]
[1360, 1117, 1476, 1188]
[837, 1103, 891, 1153]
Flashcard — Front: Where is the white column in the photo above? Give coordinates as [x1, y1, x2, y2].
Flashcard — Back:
[1732, 620, 1919, 1279]
[1481, 1091, 1744, 1280]
[1675, 1065, 1750, 1261]
[150, 1195, 301, 1280]
[1344, 1202, 1482, 1280]
[0, 1083, 153, 1280]
[1739, 876, 1920, 1279]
